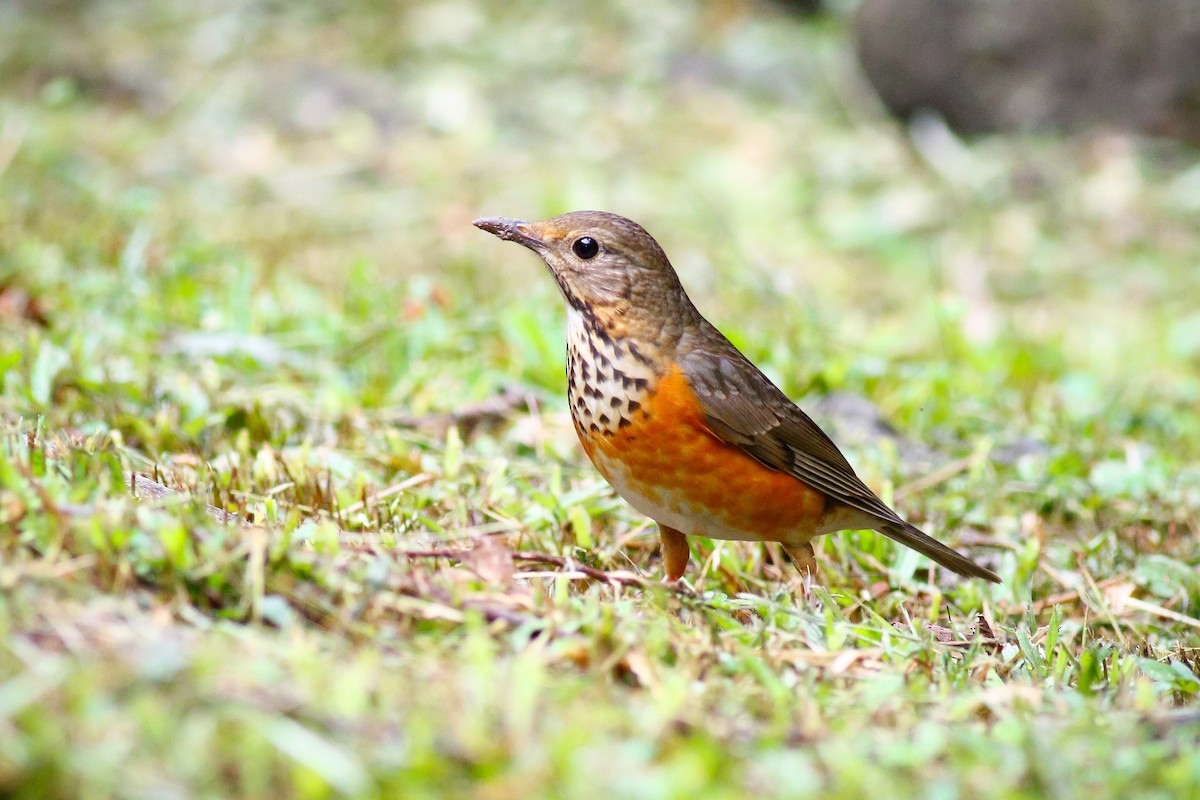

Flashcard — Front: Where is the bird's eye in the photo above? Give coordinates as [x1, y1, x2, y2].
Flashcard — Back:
[572, 236, 599, 260]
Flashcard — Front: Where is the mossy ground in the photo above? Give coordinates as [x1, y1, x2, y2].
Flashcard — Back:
[2, 2, 1199, 798]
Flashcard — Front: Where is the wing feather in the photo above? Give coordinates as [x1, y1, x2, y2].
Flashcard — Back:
[680, 343, 892, 523]
[677, 330, 999, 583]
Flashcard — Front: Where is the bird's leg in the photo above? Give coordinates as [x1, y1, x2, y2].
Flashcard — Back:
[659, 525, 690, 582]
[783, 541, 817, 575]
[783, 542, 819, 597]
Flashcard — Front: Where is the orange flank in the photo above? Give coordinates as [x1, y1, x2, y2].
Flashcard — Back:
[576, 367, 827, 541]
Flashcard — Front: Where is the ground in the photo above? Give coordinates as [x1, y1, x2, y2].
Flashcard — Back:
[1, 1, 1199, 798]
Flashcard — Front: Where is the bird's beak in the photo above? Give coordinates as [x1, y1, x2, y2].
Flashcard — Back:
[473, 217, 545, 250]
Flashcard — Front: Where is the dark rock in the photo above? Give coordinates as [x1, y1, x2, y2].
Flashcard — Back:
[855, 0, 1200, 143]
[991, 436, 1052, 465]
[805, 391, 942, 473]
[771, 0, 825, 17]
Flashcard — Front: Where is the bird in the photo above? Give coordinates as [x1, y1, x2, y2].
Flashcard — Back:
[474, 211, 1000, 585]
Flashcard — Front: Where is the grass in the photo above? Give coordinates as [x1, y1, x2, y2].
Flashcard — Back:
[2, 1, 1200, 797]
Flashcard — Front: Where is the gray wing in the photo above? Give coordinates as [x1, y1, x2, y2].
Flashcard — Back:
[677, 330, 1000, 583]
[677, 338, 906, 528]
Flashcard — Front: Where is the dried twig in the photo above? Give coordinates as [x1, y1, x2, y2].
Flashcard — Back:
[513, 552, 690, 594]
[392, 548, 689, 595]
[1002, 579, 1124, 616]
[919, 613, 1002, 653]
[337, 473, 432, 516]
[895, 453, 977, 500]
[389, 386, 533, 437]
[1111, 594, 1200, 632]
[128, 473, 237, 525]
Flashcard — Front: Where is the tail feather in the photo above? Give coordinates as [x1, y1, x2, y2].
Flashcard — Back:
[878, 523, 1001, 583]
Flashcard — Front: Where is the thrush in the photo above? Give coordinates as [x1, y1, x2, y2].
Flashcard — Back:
[474, 211, 1000, 585]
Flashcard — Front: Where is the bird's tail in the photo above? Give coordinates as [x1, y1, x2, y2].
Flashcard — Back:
[878, 523, 1000, 583]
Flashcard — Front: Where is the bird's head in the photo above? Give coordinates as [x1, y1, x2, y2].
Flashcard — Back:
[473, 211, 690, 327]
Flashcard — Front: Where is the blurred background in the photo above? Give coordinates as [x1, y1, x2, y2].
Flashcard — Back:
[2, 0, 1200, 530]
[4, 2, 1200, 795]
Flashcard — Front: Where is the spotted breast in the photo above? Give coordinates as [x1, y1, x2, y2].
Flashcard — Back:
[564, 305, 829, 543]
[565, 305, 659, 439]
